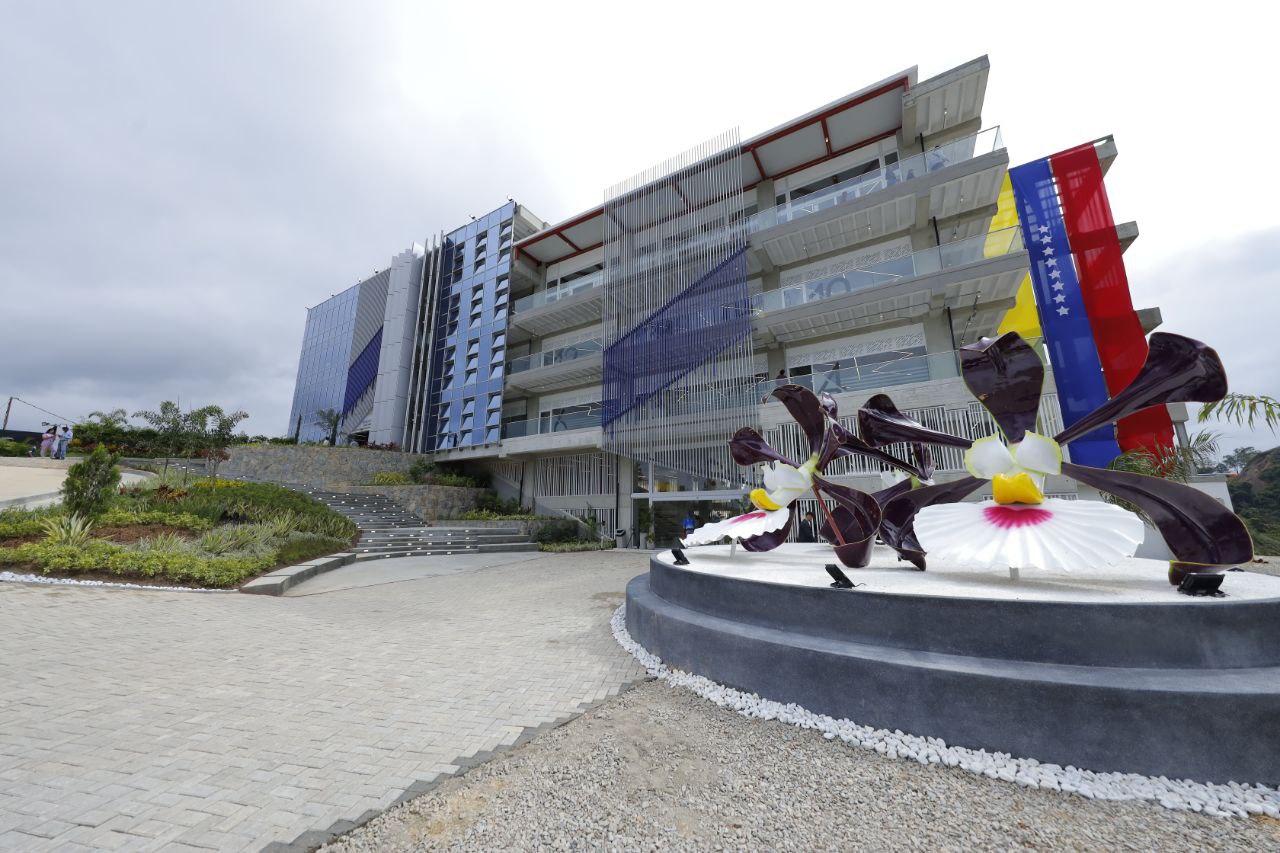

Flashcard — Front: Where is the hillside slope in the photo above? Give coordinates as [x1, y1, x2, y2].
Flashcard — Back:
[1228, 446, 1280, 556]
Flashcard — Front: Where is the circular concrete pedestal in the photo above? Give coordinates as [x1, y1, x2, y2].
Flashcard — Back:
[625, 544, 1280, 784]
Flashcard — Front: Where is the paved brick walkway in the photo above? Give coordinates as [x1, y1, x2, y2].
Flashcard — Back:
[0, 551, 649, 851]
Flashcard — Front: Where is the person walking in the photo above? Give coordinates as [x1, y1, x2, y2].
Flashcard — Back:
[53, 425, 73, 460]
[798, 511, 818, 543]
[38, 426, 56, 458]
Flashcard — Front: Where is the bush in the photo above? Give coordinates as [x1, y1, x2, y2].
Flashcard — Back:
[428, 472, 479, 488]
[538, 540, 617, 552]
[408, 458, 436, 484]
[532, 518, 580, 544]
[476, 492, 525, 515]
[371, 471, 411, 485]
[62, 445, 121, 519]
[459, 509, 539, 521]
[0, 540, 275, 587]
[40, 514, 95, 547]
[0, 438, 31, 457]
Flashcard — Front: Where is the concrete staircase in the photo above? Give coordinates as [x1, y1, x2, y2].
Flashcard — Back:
[306, 491, 538, 562]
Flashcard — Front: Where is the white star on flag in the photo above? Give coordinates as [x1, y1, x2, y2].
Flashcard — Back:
[1039, 231, 1052, 242]
[1038, 225, 1049, 234]
[1057, 306, 1070, 316]
[1052, 282, 1065, 291]
[1054, 294, 1066, 303]
[1046, 258, 1058, 268]
[1043, 247, 1055, 257]
[1049, 269, 1061, 279]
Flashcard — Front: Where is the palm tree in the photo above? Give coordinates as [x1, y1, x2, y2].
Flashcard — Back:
[87, 408, 129, 428]
[1198, 393, 1280, 433]
[1105, 431, 1221, 521]
[313, 408, 342, 445]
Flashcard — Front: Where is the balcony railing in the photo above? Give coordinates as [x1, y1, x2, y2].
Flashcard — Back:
[747, 125, 1004, 234]
[502, 409, 603, 439]
[507, 337, 604, 375]
[752, 224, 1025, 314]
[512, 270, 604, 313]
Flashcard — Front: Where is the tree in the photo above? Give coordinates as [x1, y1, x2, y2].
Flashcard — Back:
[1224, 446, 1260, 473]
[62, 444, 121, 519]
[132, 401, 186, 476]
[313, 408, 342, 445]
[1106, 431, 1221, 521]
[185, 405, 249, 482]
[87, 408, 130, 428]
[1198, 394, 1280, 433]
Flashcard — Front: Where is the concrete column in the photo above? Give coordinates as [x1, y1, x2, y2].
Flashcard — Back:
[766, 346, 787, 377]
[923, 310, 958, 379]
[754, 179, 776, 213]
[615, 455, 635, 547]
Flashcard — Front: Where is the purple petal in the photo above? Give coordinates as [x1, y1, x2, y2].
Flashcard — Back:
[858, 394, 973, 449]
[1063, 462, 1253, 570]
[958, 333, 1045, 444]
[765, 384, 827, 456]
[913, 443, 935, 482]
[740, 509, 794, 552]
[813, 476, 881, 568]
[729, 427, 797, 468]
[819, 421, 927, 476]
[880, 476, 986, 569]
[1055, 334, 1229, 447]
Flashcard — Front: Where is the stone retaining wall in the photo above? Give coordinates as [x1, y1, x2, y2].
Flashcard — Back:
[344, 485, 485, 523]
[220, 445, 426, 489]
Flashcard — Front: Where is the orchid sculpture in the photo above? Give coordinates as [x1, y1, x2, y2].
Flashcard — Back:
[863, 331, 1253, 581]
[680, 385, 930, 568]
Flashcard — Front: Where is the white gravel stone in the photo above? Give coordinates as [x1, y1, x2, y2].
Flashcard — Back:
[0, 570, 230, 592]
[611, 604, 1280, 820]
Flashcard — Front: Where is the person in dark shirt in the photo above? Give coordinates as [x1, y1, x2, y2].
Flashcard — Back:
[797, 511, 817, 543]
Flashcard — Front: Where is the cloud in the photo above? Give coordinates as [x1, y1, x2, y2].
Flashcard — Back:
[1125, 228, 1280, 455]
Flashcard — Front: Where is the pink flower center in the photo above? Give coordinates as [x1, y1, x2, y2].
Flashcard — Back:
[982, 505, 1052, 529]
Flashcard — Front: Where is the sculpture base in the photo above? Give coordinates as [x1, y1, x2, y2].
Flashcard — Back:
[625, 544, 1280, 784]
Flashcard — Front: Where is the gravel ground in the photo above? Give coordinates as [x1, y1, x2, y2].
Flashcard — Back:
[323, 679, 1280, 852]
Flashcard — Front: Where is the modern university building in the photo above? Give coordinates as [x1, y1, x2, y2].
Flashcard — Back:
[287, 55, 1212, 546]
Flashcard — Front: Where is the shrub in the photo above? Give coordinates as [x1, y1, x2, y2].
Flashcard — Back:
[274, 534, 349, 565]
[428, 472, 479, 488]
[459, 509, 538, 521]
[39, 514, 95, 547]
[0, 507, 49, 539]
[0, 438, 31, 457]
[532, 518, 580, 544]
[476, 492, 525, 515]
[135, 532, 192, 553]
[408, 458, 436, 484]
[538, 540, 617, 552]
[198, 525, 270, 555]
[62, 445, 122, 519]
[371, 471, 411, 485]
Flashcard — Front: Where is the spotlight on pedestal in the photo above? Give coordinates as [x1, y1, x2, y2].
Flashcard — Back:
[671, 549, 690, 566]
[1178, 572, 1226, 597]
[825, 563, 855, 589]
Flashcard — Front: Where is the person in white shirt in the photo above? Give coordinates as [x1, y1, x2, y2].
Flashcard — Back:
[54, 425, 73, 459]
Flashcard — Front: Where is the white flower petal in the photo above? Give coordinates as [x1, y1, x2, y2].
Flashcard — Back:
[914, 499, 1144, 574]
[1014, 431, 1063, 475]
[762, 462, 812, 507]
[964, 435, 1015, 480]
[681, 507, 791, 547]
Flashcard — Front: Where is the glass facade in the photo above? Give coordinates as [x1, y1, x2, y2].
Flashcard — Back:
[287, 284, 360, 442]
[422, 202, 516, 450]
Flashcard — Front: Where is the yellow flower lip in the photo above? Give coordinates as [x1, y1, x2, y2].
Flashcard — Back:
[749, 488, 783, 511]
[992, 471, 1045, 505]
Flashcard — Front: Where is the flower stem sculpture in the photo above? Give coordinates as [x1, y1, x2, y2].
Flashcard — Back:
[865, 332, 1253, 581]
[681, 386, 928, 568]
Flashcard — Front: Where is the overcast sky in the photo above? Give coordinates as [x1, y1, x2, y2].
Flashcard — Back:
[1, 1, 1275, 453]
